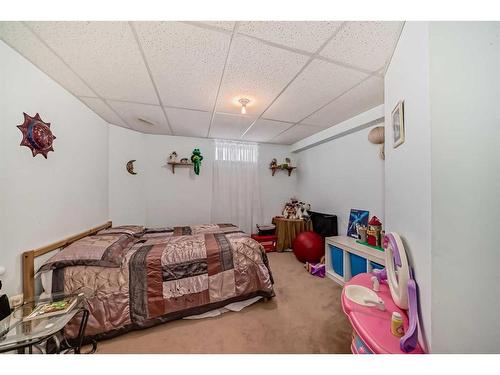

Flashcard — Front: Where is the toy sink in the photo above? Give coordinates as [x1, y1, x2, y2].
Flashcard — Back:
[344, 285, 380, 307]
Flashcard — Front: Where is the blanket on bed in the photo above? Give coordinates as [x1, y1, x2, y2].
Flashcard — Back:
[43, 224, 274, 339]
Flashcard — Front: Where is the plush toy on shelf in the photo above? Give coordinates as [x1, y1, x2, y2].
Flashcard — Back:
[191, 148, 203, 175]
[168, 151, 178, 163]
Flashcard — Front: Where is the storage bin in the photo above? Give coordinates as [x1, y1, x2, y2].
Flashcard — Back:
[370, 261, 384, 271]
[349, 253, 367, 276]
[330, 245, 344, 277]
[251, 234, 277, 252]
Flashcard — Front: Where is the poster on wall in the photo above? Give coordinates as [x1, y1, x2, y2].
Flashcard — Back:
[347, 209, 369, 238]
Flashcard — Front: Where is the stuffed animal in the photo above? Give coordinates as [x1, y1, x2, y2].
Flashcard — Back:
[168, 151, 177, 163]
[296, 202, 311, 220]
[282, 198, 310, 219]
[301, 203, 311, 219]
[191, 148, 203, 175]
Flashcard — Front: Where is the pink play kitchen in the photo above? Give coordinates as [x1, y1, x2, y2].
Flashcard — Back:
[325, 228, 425, 354]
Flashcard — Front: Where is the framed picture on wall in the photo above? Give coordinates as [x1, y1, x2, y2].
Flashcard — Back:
[392, 100, 405, 148]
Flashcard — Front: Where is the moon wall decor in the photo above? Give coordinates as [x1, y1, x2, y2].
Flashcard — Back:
[17, 112, 56, 158]
[126, 160, 137, 175]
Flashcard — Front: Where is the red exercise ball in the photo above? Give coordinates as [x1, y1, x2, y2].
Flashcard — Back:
[292, 231, 325, 263]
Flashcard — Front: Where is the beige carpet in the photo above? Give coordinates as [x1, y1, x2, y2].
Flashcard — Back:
[96, 252, 352, 354]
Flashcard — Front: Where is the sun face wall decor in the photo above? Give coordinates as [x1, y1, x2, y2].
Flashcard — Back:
[17, 113, 56, 158]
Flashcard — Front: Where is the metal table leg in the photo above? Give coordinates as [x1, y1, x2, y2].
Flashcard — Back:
[60, 308, 96, 354]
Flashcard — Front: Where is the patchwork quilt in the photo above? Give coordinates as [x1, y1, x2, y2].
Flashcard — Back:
[42, 224, 274, 339]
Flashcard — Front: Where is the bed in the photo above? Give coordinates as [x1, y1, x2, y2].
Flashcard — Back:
[22, 222, 274, 340]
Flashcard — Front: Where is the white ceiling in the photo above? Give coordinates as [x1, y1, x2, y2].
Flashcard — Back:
[0, 21, 403, 145]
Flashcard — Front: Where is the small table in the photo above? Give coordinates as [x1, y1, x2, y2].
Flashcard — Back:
[0, 293, 95, 354]
[272, 217, 313, 251]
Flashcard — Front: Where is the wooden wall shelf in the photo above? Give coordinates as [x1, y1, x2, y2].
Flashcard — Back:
[270, 166, 296, 176]
[167, 161, 193, 174]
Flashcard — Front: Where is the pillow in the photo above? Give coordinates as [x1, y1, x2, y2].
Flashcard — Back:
[98, 225, 145, 237]
[37, 233, 134, 273]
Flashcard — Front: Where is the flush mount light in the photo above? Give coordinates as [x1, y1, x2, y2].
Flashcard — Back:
[238, 98, 250, 115]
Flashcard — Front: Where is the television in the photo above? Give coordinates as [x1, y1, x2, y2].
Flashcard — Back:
[309, 211, 338, 238]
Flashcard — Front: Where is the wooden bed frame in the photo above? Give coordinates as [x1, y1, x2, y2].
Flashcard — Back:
[22, 221, 112, 302]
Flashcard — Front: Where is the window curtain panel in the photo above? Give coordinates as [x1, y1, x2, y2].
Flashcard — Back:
[211, 140, 263, 234]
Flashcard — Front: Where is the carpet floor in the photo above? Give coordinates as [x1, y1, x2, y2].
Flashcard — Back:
[96, 252, 352, 354]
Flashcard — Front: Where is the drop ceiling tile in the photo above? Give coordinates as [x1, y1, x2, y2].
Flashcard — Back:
[27, 21, 158, 104]
[242, 119, 292, 143]
[0, 22, 95, 97]
[79, 97, 128, 127]
[320, 21, 403, 72]
[209, 112, 255, 140]
[107, 100, 171, 134]
[216, 34, 308, 116]
[304, 76, 384, 127]
[238, 21, 342, 53]
[133, 22, 231, 111]
[164, 107, 211, 138]
[198, 21, 235, 31]
[263, 59, 367, 123]
[271, 124, 323, 145]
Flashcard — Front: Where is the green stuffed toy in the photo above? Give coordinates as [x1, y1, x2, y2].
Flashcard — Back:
[191, 148, 203, 175]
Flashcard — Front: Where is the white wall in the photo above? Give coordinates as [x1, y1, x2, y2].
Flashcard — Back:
[0, 41, 109, 296]
[384, 22, 432, 351]
[295, 125, 385, 235]
[143, 135, 215, 227]
[108, 128, 295, 229]
[258, 144, 297, 223]
[108, 126, 146, 225]
[429, 22, 500, 353]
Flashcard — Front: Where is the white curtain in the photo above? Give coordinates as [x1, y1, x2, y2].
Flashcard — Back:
[211, 140, 262, 234]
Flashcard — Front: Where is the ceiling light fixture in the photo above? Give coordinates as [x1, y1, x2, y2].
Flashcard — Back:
[238, 98, 250, 115]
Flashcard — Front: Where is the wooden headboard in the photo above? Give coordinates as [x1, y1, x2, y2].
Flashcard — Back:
[22, 221, 112, 302]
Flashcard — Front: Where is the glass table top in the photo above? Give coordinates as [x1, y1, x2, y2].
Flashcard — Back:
[0, 293, 85, 351]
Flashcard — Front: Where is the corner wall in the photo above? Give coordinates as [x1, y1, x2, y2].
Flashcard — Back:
[108, 129, 296, 229]
[429, 22, 500, 353]
[295, 126, 385, 235]
[383, 22, 432, 350]
[0, 41, 109, 296]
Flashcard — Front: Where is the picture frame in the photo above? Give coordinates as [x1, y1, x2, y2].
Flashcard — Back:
[391, 100, 405, 148]
[347, 209, 369, 239]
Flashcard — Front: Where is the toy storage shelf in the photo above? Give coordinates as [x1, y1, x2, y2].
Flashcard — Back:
[324, 236, 385, 285]
[167, 161, 193, 174]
